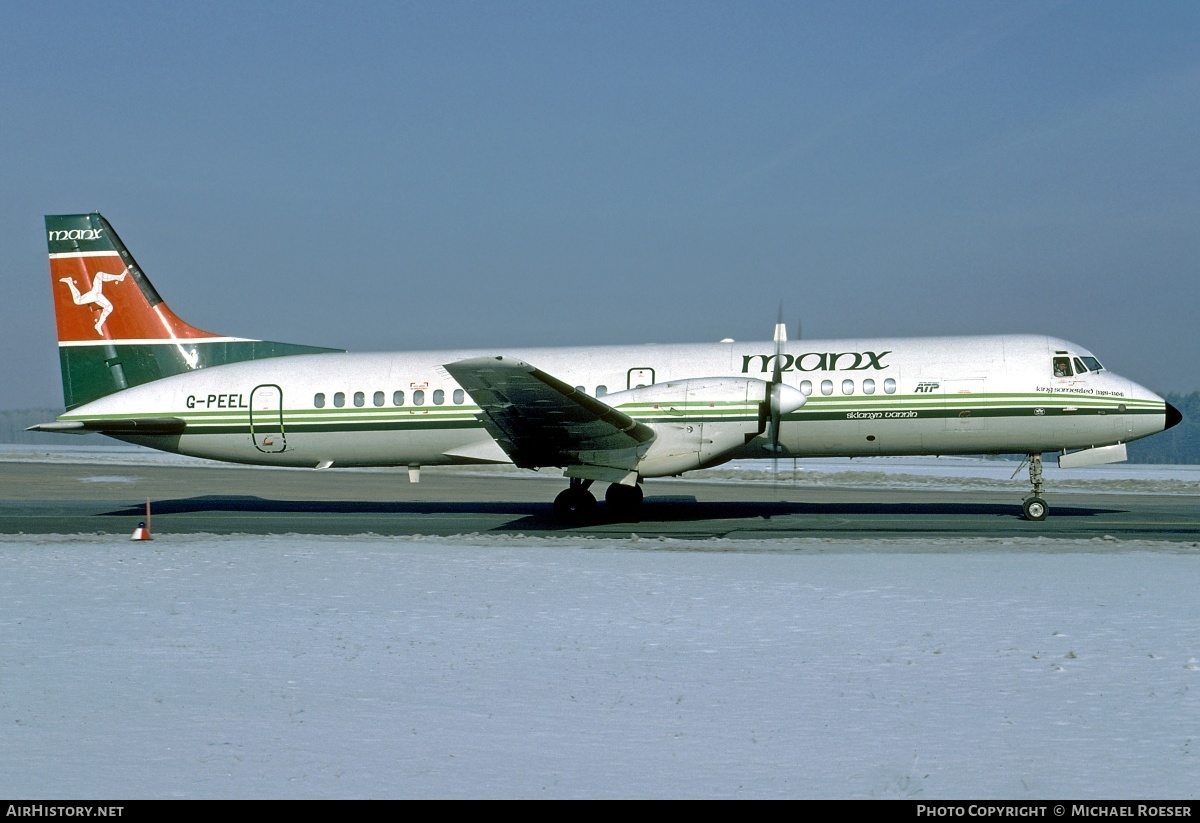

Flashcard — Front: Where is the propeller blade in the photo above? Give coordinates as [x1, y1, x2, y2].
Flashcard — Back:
[772, 303, 786, 385]
[767, 304, 785, 456]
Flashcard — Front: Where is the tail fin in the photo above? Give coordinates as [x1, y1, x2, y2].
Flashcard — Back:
[47, 213, 341, 409]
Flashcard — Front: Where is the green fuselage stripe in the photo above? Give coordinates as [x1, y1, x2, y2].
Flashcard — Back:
[61, 391, 1162, 437]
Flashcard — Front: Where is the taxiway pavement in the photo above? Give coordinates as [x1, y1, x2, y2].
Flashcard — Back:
[1, 461, 1196, 542]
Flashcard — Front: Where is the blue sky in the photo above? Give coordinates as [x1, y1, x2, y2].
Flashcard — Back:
[3, 0, 1197, 407]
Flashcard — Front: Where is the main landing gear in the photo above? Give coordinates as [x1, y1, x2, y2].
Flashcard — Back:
[554, 478, 596, 520]
[1021, 453, 1049, 522]
[604, 481, 643, 520]
[552, 478, 644, 522]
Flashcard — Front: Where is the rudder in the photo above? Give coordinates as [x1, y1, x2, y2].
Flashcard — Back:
[47, 213, 341, 409]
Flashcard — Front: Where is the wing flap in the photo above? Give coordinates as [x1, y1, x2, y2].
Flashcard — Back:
[444, 356, 654, 469]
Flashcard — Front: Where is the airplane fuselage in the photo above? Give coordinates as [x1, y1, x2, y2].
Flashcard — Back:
[61, 333, 1165, 473]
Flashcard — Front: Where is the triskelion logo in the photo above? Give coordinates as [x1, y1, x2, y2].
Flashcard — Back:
[59, 269, 128, 335]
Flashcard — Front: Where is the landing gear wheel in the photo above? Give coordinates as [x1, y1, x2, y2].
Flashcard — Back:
[1019, 453, 1049, 522]
[553, 486, 597, 522]
[1022, 496, 1048, 522]
[604, 483, 644, 520]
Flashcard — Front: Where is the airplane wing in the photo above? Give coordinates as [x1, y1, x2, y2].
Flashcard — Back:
[27, 418, 187, 435]
[443, 357, 654, 470]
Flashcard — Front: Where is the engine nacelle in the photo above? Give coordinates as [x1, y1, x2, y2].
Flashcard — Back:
[600, 376, 806, 478]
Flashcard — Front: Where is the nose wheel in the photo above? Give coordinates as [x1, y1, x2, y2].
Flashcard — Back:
[1021, 453, 1049, 521]
[1022, 495, 1048, 521]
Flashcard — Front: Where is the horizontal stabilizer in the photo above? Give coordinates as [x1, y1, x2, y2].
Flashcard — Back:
[28, 417, 187, 435]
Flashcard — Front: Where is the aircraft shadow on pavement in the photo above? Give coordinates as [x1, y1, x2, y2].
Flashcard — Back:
[100, 494, 1124, 529]
[500, 498, 1124, 531]
[101, 495, 546, 518]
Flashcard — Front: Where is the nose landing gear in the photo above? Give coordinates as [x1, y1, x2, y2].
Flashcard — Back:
[1021, 453, 1049, 521]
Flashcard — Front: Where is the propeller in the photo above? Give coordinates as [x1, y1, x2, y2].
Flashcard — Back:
[757, 305, 809, 483]
[753, 305, 792, 477]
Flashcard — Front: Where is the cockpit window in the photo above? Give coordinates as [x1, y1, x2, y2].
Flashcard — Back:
[1053, 356, 1073, 378]
[1080, 356, 1103, 372]
[1074, 357, 1087, 375]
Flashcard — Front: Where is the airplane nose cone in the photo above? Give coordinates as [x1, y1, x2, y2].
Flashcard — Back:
[1165, 401, 1183, 431]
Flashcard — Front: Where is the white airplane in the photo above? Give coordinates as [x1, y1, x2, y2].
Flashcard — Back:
[34, 213, 1180, 521]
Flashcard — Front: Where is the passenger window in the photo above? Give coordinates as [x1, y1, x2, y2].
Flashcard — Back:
[575, 386, 585, 394]
[596, 385, 607, 397]
[393, 390, 405, 406]
[820, 380, 833, 396]
[413, 390, 425, 406]
[841, 379, 854, 395]
[314, 393, 326, 408]
[1053, 357, 1073, 378]
[433, 389, 444, 405]
[884, 378, 896, 394]
[334, 392, 345, 408]
[453, 389, 465, 404]
[373, 391, 384, 407]
[863, 379, 875, 395]
[353, 391, 365, 407]
[800, 380, 812, 396]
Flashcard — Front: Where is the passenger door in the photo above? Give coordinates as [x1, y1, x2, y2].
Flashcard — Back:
[250, 384, 286, 453]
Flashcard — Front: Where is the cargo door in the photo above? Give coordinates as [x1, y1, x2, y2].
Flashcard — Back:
[627, 368, 655, 389]
[942, 378, 987, 433]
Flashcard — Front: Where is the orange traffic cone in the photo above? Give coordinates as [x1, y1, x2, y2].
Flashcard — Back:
[131, 499, 152, 540]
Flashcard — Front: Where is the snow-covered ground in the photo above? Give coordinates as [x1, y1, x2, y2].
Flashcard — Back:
[2, 447, 1197, 797]
[2, 532, 1199, 799]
